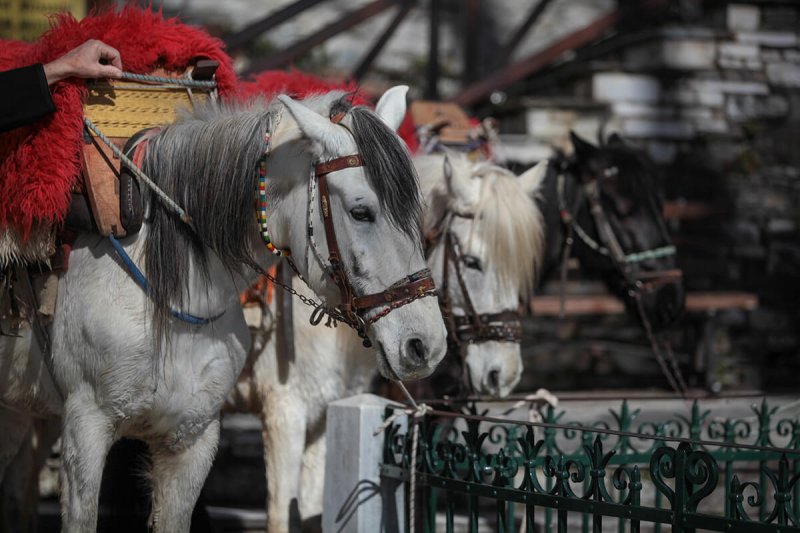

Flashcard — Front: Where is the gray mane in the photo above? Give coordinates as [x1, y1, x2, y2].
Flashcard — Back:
[142, 101, 271, 343]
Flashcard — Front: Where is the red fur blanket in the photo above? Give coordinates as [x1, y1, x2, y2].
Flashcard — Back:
[0, 7, 236, 238]
[237, 70, 420, 154]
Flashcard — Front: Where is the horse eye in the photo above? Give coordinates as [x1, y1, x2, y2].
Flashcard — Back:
[350, 206, 374, 222]
[463, 255, 483, 271]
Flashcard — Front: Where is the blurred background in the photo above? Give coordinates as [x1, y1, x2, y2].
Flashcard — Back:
[20, 0, 790, 394]
[3, 0, 799, 529]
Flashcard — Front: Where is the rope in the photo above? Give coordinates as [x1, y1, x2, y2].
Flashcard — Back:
[83, 117, 194, 227]
[373, 381, 431, 533]
[118, 71, 217, 89]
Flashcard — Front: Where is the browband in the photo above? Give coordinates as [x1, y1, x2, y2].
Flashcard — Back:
[314, 154, 365, 177]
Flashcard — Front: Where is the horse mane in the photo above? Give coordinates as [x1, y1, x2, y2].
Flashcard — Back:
[418, 152, 545, 295]
[142, 99, 273, 345]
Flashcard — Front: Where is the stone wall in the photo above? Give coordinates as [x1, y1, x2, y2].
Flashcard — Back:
[497, 2, 800, 391]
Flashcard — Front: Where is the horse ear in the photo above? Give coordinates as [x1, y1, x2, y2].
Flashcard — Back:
[518, 159, 548, 198]
[278, 94, 343, 154]
[375, 85, 409, 131]
[607, 132, 626, 147]
[440, 151, 476, 210]
[570, 131, 597, 160]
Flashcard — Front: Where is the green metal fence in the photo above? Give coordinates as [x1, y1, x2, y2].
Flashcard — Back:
[380, 397, 800, 532]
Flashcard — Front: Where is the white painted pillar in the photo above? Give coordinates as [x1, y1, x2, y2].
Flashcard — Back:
[322, 394, 405, 533]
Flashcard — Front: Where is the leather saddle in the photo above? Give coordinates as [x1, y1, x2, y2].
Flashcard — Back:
[67, 60, 219, 237]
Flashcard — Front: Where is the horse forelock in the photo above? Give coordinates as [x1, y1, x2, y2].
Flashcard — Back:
[348, 105, 423, 239]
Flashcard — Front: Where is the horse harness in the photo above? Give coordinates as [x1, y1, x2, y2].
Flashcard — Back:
[427, 214, 522, 359]
[266, 110, 438, 348]
[555, 166, 681, 305]
[555, 162, 687, 394]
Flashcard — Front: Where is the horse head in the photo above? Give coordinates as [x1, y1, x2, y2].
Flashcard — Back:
[418, 151, 546, 397]
[263, 87, 447, 380]
[561, 131, 685, 332]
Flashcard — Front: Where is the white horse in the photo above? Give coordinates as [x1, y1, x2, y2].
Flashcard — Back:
[0, 87, 447, 532]
[231, 150, 546, 532]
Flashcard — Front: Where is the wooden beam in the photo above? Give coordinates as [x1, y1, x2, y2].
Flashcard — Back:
[453, 0, 674, 107]
[224, 0, 329, 51]
[530, 291, 759, 317]
[498, 0, 555, 63]
[352, 0, 415, 81]
[452, 10, 620, 107]
[243, 0, 400, 75]
[462, 0, 481, 84]
[425, 0, 441, 99]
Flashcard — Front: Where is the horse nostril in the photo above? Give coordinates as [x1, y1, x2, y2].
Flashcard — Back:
[488, 369, 500, 391]
[406, 338, 428, 365]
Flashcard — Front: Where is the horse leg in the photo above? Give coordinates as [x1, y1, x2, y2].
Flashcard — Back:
[262, 393, 307, 533]
[59, 393, 113, 533]
[299, 429, 326, 532]
[148, 419, 220, 533]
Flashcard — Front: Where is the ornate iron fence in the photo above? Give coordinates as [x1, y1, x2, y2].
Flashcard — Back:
[380, 397, 800, 532]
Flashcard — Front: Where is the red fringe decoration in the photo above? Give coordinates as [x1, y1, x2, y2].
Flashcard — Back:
[0, 6, 236, 238]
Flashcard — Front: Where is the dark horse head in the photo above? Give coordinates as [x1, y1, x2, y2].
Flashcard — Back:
[540, 131, 685, 332]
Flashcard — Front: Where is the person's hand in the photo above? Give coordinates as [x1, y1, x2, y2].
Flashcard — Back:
[43, 40, 123, 85]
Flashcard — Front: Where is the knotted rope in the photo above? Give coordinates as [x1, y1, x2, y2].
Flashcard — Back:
[373, 381, 431, 533]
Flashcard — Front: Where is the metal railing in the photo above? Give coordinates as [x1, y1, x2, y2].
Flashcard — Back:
[380, 397, 800, 532]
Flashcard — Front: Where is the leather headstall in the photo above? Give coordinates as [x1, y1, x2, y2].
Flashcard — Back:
[434, 224, 522, 359]
[557, 167, 680, 299]
[311, 120, 436, 347]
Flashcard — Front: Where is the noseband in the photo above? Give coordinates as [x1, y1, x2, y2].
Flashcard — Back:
[430, 216, 522, 358]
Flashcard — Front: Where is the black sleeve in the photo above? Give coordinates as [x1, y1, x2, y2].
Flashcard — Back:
[0, 64, 57, 133]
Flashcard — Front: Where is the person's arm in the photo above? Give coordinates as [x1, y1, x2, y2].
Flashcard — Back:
[0, 64, 55, 133]
[0, 40, 122, 133]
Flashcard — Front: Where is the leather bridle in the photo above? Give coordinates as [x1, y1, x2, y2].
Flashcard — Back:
[556, 168, 682, 300]
[428, 214, 522, 359]
[556, 162, 688, 394]
[302, 113, 437, 348]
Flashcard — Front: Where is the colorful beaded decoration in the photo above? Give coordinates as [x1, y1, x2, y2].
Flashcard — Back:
[257, 133, 288, 256]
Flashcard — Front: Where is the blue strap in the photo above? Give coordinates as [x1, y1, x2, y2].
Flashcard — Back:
[108, 235, 224, 326]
